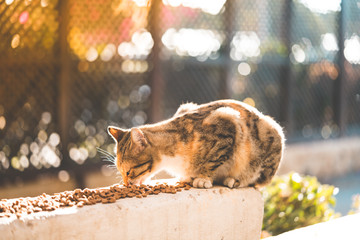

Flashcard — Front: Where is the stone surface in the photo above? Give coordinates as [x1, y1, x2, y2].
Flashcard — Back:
[0, 186, 263, 240]
[267, 213, 360, 240]
[279, 137, 360, 179]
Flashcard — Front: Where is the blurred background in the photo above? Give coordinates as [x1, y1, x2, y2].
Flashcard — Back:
[0, 0, 359, 213]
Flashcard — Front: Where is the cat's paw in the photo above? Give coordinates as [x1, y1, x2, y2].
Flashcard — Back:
[193, 177, 213, 189]
[223, 177, 240, 188]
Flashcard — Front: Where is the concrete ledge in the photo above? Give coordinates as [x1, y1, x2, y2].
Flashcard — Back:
[279, 137, 360, 179]
[0, 187, 263, 240]
[267, 213, 360, 240]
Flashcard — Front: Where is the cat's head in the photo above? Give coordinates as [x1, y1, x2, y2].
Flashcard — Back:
[107, 126, 153, 186]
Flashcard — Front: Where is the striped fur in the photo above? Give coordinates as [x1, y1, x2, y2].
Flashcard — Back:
[108, 99, 285, 189]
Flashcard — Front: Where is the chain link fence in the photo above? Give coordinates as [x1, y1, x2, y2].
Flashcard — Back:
[0, 0, 359, 186]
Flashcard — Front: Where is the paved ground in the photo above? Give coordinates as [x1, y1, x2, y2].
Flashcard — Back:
[268, 213, 360, 240]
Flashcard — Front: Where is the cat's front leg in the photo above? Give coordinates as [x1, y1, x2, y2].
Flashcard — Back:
[223, 177, 240, 188]
[192, 177, 213, 189]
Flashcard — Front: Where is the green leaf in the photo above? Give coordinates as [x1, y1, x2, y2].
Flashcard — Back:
[261, 172, 340, 236]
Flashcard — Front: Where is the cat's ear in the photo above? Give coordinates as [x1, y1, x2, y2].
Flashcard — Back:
[130, 128, 148, 151]
[107, 126, 127, 142]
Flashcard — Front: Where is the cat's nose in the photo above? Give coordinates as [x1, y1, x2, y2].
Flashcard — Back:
[122, 175, 129, 186]
[128, 178, 140, 186]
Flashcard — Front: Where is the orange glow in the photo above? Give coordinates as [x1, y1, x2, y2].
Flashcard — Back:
[68, 0, 151, 60]
[308, 61, 339, 82]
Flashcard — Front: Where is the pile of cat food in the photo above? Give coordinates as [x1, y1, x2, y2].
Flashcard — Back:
[0, 182, 191, 219]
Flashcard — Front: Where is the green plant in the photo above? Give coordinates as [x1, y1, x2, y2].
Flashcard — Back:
[261, 172, 339, 236]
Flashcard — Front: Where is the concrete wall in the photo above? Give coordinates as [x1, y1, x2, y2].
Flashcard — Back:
[0, 187, 263, 240]
[278, 137, 360, 180]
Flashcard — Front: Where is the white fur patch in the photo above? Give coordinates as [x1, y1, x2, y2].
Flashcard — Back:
[159, 154, 189, 179]
[215, 107, 241, 119]
[175, 102, 198, 116]
[204, 107, 241, 125]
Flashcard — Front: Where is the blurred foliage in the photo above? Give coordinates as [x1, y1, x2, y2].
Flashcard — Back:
[261, 172, 340, 236]
[348, 194, 360, 215]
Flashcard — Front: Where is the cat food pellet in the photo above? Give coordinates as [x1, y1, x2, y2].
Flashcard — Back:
[33, 207, 42, 212]
[0, 182, 191, 217]
[126, 193, 136, 198]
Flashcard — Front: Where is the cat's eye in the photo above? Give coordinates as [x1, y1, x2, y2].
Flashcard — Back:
[126, 170, 130, 176]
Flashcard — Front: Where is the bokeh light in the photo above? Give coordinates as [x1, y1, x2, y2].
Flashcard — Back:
[299, 0, 341, 14]
[344, 35, 360, 64]
[58, 170, 70, 182]
[321, 33, 338, 52]
[5, 0, 14, 5]
[238, 62, 251, 76]
[118, 30, 154, 60]
[19, 11, 29, 24]
[86, 47, 99, 62]
[243, 97, 255, 108]
[100, 44, 117, 61]
[0, 116, 6, 130]
[162, 0, 226, 15]
[291, 44, 306, 63]
[231, 32, 261, 61]
[162, 28, 222, 58]
[11, 34, 20, 49]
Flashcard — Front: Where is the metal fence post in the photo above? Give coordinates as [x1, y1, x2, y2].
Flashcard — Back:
[58, 0, 71, 159]
[333, 0, 347, 136]
[58, 0, 85, 188]
[280, 0, 294, 137]
[220, 0, 236, 100]
[148, 0, 165, 123]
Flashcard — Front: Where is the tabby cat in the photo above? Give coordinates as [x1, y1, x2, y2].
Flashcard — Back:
[108, 99, 285, 189]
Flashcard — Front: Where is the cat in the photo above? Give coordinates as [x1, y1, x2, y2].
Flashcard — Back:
[108, 99, 285, 189]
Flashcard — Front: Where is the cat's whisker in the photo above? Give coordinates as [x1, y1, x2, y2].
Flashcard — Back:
[97, 147, 115, 157]
[97, 147, 116, 166]
[97, 147, 124, 185]
[98, 151, 114, 159]
[106, 165, 117, 169]
[99, 155, 115, 162]
[97, 147, 115, 158]
[100, 155, 115, 162]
